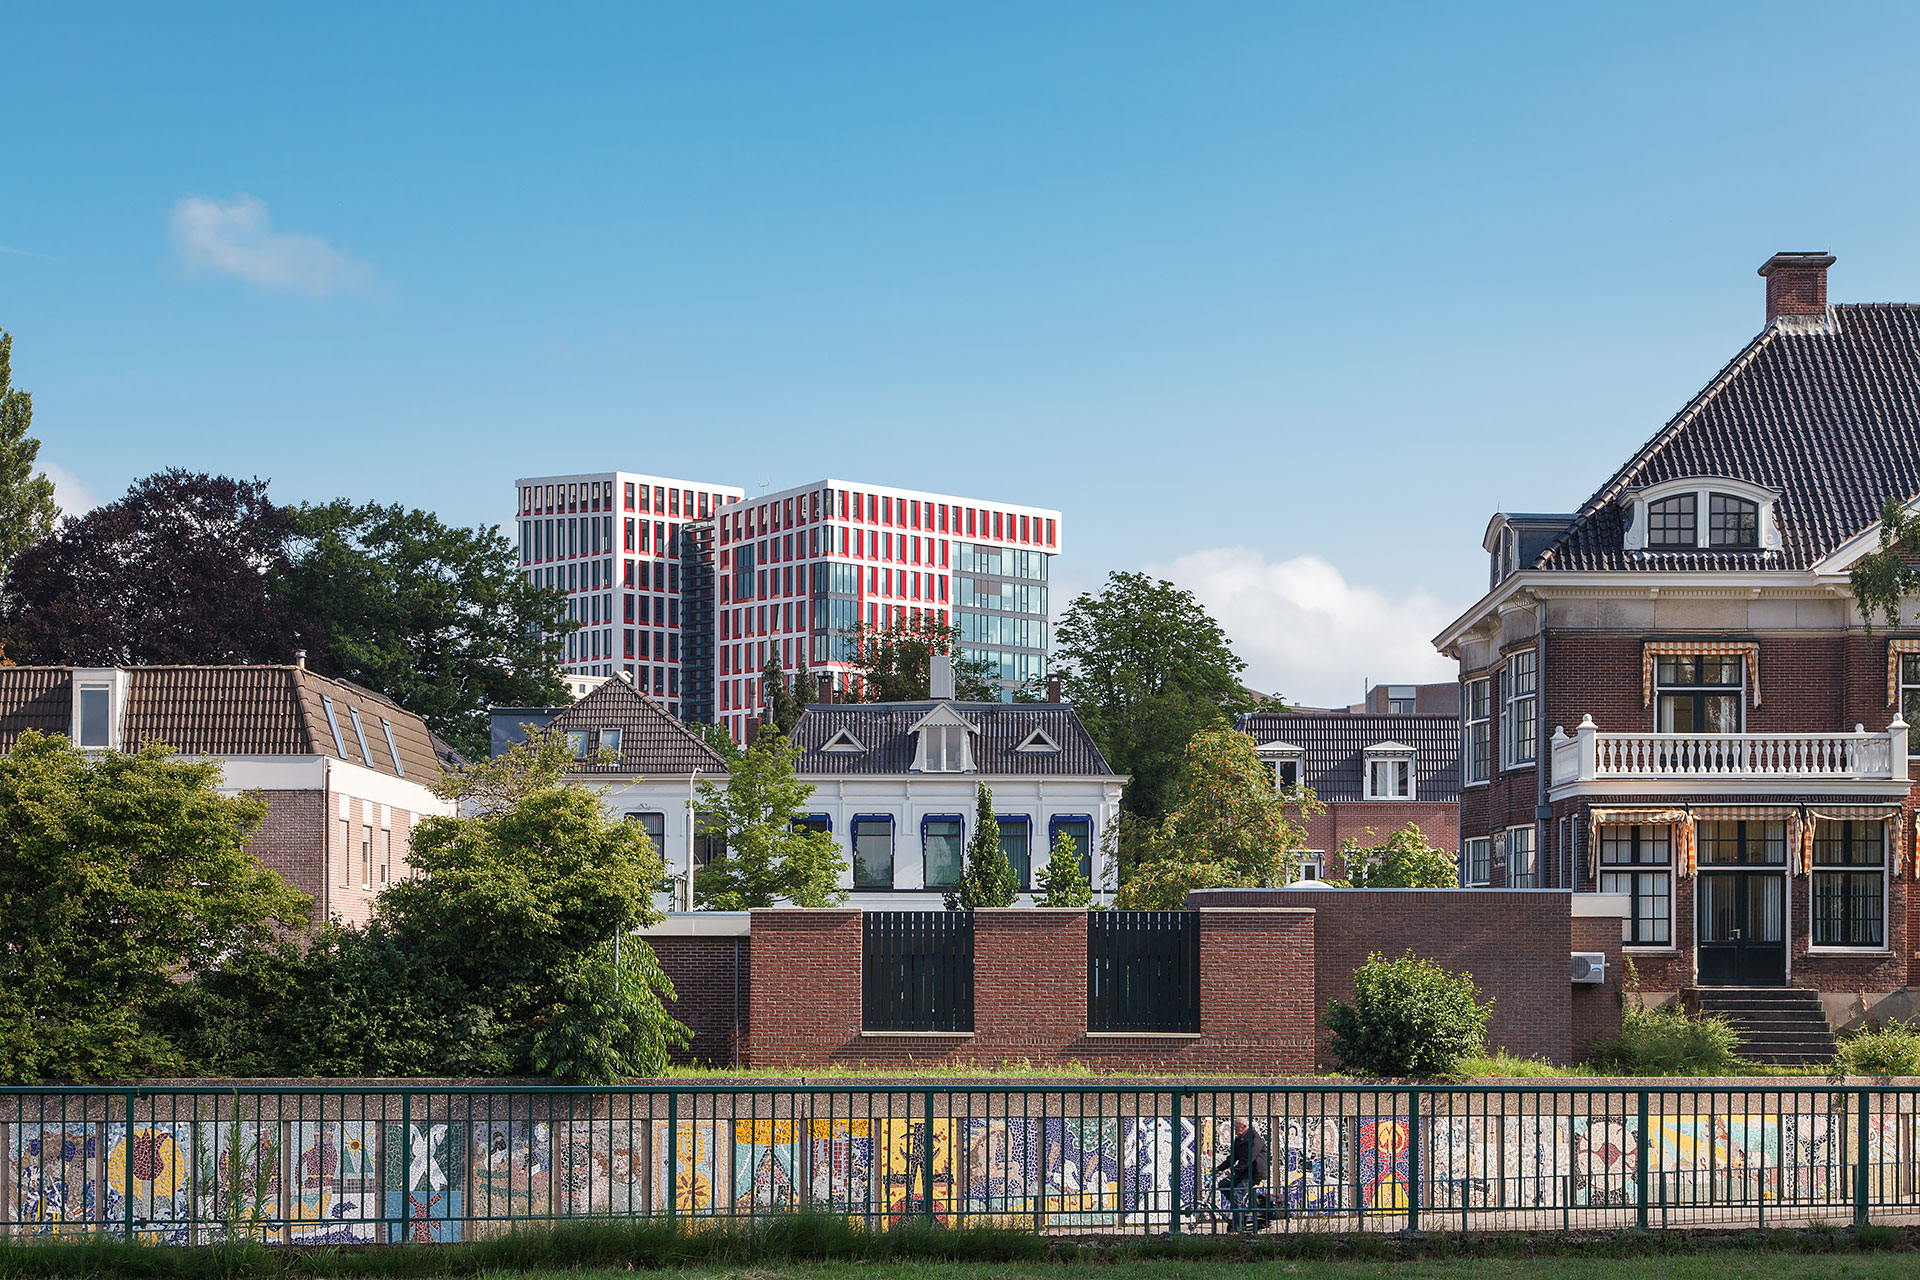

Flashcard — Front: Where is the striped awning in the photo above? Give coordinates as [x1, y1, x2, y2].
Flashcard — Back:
[1588, 807, 1696, 878]
[1642, 640, 1761, 707]
[1795, 805, 1908, 877]
[1886, 638, 1920, 706]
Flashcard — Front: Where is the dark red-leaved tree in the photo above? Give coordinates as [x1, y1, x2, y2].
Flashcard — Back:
[0, 470, 322, 666]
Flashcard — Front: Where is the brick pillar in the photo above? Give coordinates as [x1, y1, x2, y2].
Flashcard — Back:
[1195, 908, 1317, 1074]
[974, 909, 1087, 1052]
[747, 908, 862, 1067]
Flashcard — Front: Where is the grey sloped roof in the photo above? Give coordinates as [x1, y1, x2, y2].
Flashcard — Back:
[544, 677, 730, 776]
[1235, 712, 1461, 803]
[789, 702, 1116, 776]
[1537, 305, 1920, 572]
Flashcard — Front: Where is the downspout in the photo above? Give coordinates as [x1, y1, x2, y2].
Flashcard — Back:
[321, 755, 332, 923]
[732, 935, 742, 1067]
[1534, 604, 1556, 889]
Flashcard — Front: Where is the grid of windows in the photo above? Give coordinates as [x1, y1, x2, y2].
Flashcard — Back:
[1708, 494, 1759, 548]
[1697, 820, 1785, 865]
[1463, 677, 1490, 784]
[1812, 820, 1886, 948]
[1656, 657, 1743, 733]
[1597, 825, 1671, 946]
[1506, 825, 1537, 888]
[1647, 493, 1697, 547]
[1503, 651, 1536, 767]
[1464, 837, 1491, 887]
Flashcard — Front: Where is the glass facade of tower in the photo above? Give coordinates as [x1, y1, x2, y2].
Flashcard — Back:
[953, 543, 1049, 700]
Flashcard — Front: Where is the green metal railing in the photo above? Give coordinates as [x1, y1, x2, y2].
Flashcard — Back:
[0, 1082, 1913, 1242]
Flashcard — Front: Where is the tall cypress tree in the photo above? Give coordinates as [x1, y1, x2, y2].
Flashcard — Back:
[946, 783, 1019, 910]
[0, 332, 59, 587]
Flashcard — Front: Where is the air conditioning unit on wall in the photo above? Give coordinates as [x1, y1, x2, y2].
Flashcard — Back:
[1571, 952, 1607, 984]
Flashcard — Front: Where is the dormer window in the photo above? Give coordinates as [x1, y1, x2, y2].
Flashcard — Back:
[1623, 478, 1779, 554]
[70, 668, 129, 751]
[1363, 742, 1416, 800]
[821, 729, 867, 754]
[1256, 741, 1305, 790]
[909, 704, 975, 772]
[77, 685, 111, 747]
[1014, 728, 1061, 754]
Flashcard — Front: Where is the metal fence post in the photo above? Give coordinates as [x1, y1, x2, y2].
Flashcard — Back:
[1855, 1088, 1870, 1230]
[667, 1091, 679, 1227]
[1635, 1090, 1649, 1231]
[923, 1090, 937, 1226]
[123, 1088, 136, 1241]
[1406, 1091, 1421, 1234]
[399, 1090, 413, 1242]
[1170, 1089, 1183, 1236]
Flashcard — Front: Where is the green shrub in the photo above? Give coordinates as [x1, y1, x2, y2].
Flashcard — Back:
[1587, 1003, 1741, 1074]
[1326, 950, 1493, 1077]
[1837, 1018, 1920, 1076]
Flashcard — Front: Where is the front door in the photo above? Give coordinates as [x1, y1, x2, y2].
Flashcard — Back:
[1696, 871, 1786, 985]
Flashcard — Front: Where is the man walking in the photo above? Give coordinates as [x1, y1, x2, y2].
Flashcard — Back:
[1213, 1117, 1267, 1234]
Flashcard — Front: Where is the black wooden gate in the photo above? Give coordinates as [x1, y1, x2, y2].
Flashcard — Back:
[862, 911, 975, 1032]
[1088, 910, 1200, 1034]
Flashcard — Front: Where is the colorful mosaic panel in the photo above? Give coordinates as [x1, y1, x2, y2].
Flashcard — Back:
[1038, 1117, 1119, 1228]
[383, 1123, 464, 1243]
[8, 1124, 102, 1236]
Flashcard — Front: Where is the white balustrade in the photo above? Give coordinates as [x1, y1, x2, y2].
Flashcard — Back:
[1550, 714, 1909, 787]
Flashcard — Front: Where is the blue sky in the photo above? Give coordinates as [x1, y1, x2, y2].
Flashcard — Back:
[7, 3, 1920, 705]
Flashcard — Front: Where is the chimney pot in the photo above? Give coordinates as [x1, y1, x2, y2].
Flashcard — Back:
[1758, 252, 1835, 323]
[294, 649, 307, 669]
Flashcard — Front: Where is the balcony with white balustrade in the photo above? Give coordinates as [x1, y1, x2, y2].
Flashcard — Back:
[1548, 714, 1913, 799]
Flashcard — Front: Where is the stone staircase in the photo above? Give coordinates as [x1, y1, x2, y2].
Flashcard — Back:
[1694, 988, 1837, 1066]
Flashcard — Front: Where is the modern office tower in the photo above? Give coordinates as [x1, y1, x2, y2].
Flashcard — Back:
[513, 472, 745, 721]
[710, 479, 1061, 743]
[515, 471, 1061, 736]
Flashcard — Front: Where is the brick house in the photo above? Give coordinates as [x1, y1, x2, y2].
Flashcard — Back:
[1235, 711, 1461, 879]
[1434, 252, 1920, 1022]
[0, 663, 454, 926]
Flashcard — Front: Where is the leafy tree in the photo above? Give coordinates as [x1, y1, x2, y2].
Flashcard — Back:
[846, 615, 998, 702]
[368, 728, 687, 1080]
[0, 732, 312, 1083]
[1114, 725, 1320, 909]
[0, 331, 58, 586]
[759, 656, 810, 735]
[1850, 496, 1920, 633]
[1054, 572, 1274, 824]
[1, 471, 319, 666]
[946, 784, 1018, 909]
[284, 500, 573, 761]
[1327, 951, 1493, 1078]
[1339, 824, 1460, 889]
[695, 726, 846, 909]
[1034, 830, 1094, 907]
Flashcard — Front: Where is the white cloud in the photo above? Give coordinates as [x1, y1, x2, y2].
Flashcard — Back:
[1143, 547, 1457, 709]
[0, 244, 54, 260]
[169, 194, 373, 295]
[40, 461, 97, 517]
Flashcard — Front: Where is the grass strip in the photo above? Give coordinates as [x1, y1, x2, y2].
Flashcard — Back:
[0, 1217, 1910, 1280]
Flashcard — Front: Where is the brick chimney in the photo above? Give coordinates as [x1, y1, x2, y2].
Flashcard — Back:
[1046, 673, 1062, 703]
[1758, 252, 1835, 323]
[816, 673, 833, 704]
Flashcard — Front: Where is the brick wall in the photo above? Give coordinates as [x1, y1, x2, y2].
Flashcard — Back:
[1571, 915, 1626, 1051]
[1189, 888, 1608, 1066]
[743, 908, 1316, 1073]
[649, 934, 749, 1065]
[243, 789, 325, 917]
[1305, 801, 1460, 876]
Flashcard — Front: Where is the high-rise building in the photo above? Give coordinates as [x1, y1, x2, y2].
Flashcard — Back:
[711, 479, 1062, 741]
[514, 471, 1062, 738]
[513, 472, 745, 721]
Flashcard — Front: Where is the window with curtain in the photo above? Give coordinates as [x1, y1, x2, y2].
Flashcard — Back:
[1697, 820, 1785, 865]
[1813, 820, 1885, 948]
[1047, 816, 1090, 884]
[1656, 657, 1744, 733]
[1598, 825, 1671, 946]
[624, 811, 666, 859]
[853, 817, 894, 889]
[923, 817, 964, 888]
[998, 817, 1033, 889]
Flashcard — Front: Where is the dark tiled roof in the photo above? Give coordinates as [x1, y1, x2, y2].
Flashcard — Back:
[1235, 712, 1461, 803]
[544, 678, 731, 775]
[0, 667, 73, 750]
[0, 665, 442, 781]
[1539, 306, 1920, 572]
[789, 702, 1116, 776]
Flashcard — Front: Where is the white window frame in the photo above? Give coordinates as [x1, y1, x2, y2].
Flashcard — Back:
[1297, 851, 1325, 883]
[1621, 476, 1781, 553]
[1809, 820, 1890, 953]
[1257, 741, 1305, 792]
[1596, 824, 1675, 950]
[1901, 654, 1920, 758]
[1505, 824, 1537, 889]
[1464, 836, 1492, 887]
[1653, 654, 1746, 734]
[1503, 650, 1537, 769]
[1463, 676, 1491, 785]
[1363, 749, 1414, 800]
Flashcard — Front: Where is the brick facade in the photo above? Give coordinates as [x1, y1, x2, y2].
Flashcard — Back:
[1188, 888, 1623, 1065]
[739, 908, 1316, 1073]
[649, 934, 750, 1066]
[1304, 801, 1459, 876]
